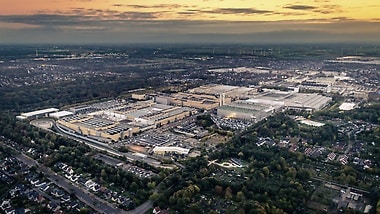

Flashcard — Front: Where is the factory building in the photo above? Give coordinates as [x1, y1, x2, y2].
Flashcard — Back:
[246, 89, 332, 112]
[155, 84, 257, 110]
[153, 146, 190, 155]
[300, 81, 332, 93]
[131, 93, 148, 100]
[217, 88, 331, 121]
[17, 108, 59, 120]
[56, 100, 196, 142]
[189, 84, 256, 100]
[155, 92, 220, 110]
[49, 111, 74, 119]
[57, 115, 139, 142]
[217, 101, 279, 122]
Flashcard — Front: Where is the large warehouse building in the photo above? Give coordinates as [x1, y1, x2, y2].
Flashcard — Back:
[217, 88, 331, 121]
[217, 100, 279, 122]
[155, 92, 220, 110]
[56, 100, 196, 142]
[246, 89, 332, 112]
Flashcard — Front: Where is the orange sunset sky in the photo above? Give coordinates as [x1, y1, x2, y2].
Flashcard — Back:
[0, 0, 379, 44]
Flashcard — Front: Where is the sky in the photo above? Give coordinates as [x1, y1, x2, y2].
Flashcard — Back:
[0, 0, 379, 44]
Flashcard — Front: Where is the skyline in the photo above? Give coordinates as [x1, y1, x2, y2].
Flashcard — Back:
[1, 0, 380, 44]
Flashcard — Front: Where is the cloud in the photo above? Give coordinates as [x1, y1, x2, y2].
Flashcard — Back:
[209, 8, 272, 15]
[126, 4, 149, 9]
[283, 4, 342, 15]
[0, 12, 379, 44]
[0, 11, 157, 31]
[117, 12, 158, 20]
[127, 4, 187, 9]
[315, 5, 342, 14]
[0, 14, 85, 28]
[284, 5, 317, 10]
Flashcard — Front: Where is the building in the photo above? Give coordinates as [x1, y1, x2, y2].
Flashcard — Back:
[217, 100, 278, 122]
[153, 146, 190, 155]
[246, 89, 332, 112]
[17, 108, 59, 120]
[56, 100, 195, 142]
[49, 111, 74, 119]
[131, 93, 148, 100]
[189, 84, 256, 100]
[155, 92, 219, 110]
[57, 115, 139, 142]
[368, 88, 380, 101]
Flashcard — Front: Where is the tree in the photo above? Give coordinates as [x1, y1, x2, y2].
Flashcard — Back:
[225, 186, 233, 199]
[215, 185, 223, 196]
[130, 182, 139, 192]
[187, 204, 202, 214]
[262, 167, 270, 177]
[147, 181, 156, 190]
[79, 208, 89, 213]
[149, 193, 160, 202]
[100, 169, 107, 179]
[237, 191, 245, 202]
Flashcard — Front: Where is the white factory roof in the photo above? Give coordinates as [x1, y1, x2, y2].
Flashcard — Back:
[189, 84, 239, 95]
[339, 102, 356, 111]
[225, 87, 255, 98]
[299, 119, 325, 127]
[248, 90, 331, 111]
[153, 146, 190, 155]
[21, 108, 59, 118]
[49, 111, 74, 119]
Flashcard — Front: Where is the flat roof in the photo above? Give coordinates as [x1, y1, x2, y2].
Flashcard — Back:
[21, 108, 59, 118]
[153, 146, 190, 154]
[339, 102, 356, 111]
[299, 119, 325, 127]
[49, 111, 73, 118]
[225, 87, 254, 97]
[189, 84, 238, 95]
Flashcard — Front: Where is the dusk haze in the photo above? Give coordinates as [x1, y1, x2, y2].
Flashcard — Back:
[1, 0, 380, 44]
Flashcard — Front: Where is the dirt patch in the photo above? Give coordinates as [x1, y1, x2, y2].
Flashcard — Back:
[31, 119, 53, 129]
[128, 145, 147, 153]
[307, 201, 328, 212]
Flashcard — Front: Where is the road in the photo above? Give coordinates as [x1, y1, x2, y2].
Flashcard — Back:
[311, 176, 370, 194]
[13, 152, 125, 214]
[128, 200, 153, 214]
[48, 123, 159, 213]
[15, 152, 155, 214]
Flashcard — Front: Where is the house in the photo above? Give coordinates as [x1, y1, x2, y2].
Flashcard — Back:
[35, 181, 46, 187]
[67, 201, 78, 210]
[1, 199, 11, 209]
[153, 207, 161, 214]
[61, 194, 71, 203]
[26, 190, 39, 201]
[47, 201, 58, 211]
[153, 206, 168, 214]
[327, 152, 336, 161]
[40, 184, 50, 192]
[30, 178, 40, 185]
[85, 180, 96, 189]
[4, 207, 15, 214]
[36, 195, 45, 203]
[50, 188, 64, 198]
